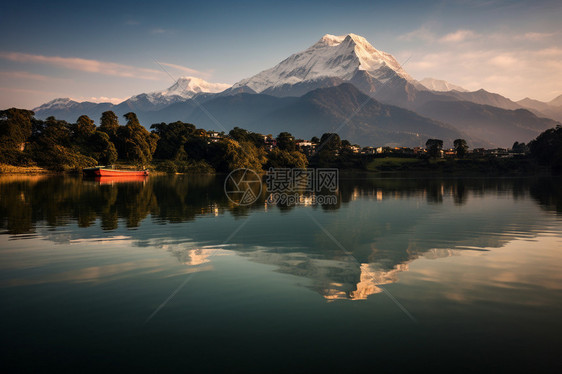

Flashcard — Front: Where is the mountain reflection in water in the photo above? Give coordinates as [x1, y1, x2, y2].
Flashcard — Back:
[1, 175, 560, 302]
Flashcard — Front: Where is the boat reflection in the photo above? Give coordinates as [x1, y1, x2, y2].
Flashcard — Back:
[91, 175, 149, 185]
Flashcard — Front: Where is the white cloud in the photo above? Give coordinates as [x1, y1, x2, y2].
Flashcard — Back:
[518, 32, 555, 41]
[407, 47, 562, 101]
[489, 54, 517, 68]
[535, 47, 562, 57]
[157, 61, 211, 79]
[0, 52, 163, 80]
[397, 24, 562, 102]
[398, 26, 436, 43]
[439, 29, 478, 43]
[0, 71, 52, 81]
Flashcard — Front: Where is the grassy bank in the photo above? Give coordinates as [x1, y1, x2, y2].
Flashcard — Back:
[359, 156, 548, 176]
[0, 164, 52, 174]
[0, 157, 553, 177]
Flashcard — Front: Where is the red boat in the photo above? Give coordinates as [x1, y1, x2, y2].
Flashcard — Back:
[83, 167, 149, 177]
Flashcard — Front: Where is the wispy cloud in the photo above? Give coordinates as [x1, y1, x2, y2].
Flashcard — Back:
[439, 29, 479, 43]
[0, 71, 52, 81]
[398, 26, 436, 43]
[0, 86, 59, 96]
[398, 27, 480, 44]
[150, 28, 175, 35]
[0, 52, 163, 80]
[406, 47, 562, 100]
[517, 32, 555, 41]
[157, 61, 211, 79]
[150, 28, 168, 34]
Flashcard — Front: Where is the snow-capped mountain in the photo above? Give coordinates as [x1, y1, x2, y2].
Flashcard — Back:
[419, 78, 468, 92]
[34, 77, 231, 114]
[138, 76, 230, 103]
[229, 33, 423, 97]
[34, 98, 80, 111]
[29, 33, 560, 147]
[127, 77, 231, 108]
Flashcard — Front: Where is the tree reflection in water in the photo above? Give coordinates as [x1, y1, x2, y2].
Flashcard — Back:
[1, 175, 561, 234]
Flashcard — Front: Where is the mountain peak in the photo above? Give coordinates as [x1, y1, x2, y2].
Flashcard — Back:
[232, 33, 415, 95]
[319, 34, 346, 46]
[420, 78, 468, 92]
[33, 98, 77, 111]
[319, 33, 372, 47]
[164, 76, 230, 96]
[548, 94, 562, 107]
[127, 76, 231, 106]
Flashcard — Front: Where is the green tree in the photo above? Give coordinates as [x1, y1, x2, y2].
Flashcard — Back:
[116, 112, 159, 165]
[28, 116, 96, 170]
[0, 108, 34, 150]
[426, 139, 444, 158]
[319, 133, 341, 152]
[511, 141, 528, 154]
[453, 139, 468, 158]
[185, 135, 211, 161]
[37, 116, 71, 147]
[0, 108, 35, 165]
[229, 127, 264, 148]
[276, 132, 296, 152]
[266, 149, 308, 169]
[312, 133, 342, 167]
[88, 131, 118, 165]
[212, 139, 266, 172]
[529, 125, 562, 171]
[71, 115, 96, 143]
[151, 121, 196, 160]
[99, 111, 120, 140]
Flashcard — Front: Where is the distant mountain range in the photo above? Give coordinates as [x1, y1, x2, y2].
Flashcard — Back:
[516, 95, 562, 122]
[31, 33, 561, 148]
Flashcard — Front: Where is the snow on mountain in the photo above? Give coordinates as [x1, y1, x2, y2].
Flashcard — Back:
[33, 77, 231, 114]
[230, 33, 417, 95]
[129, 76, 231, 106]
[419, 78, 468, 92]
[33, 98, 80, 111]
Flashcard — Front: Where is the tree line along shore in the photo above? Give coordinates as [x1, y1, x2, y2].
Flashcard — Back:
[1, 108, 561, 175]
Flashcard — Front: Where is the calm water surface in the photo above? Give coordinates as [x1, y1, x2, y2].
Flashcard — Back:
[1, 175, 561, 372]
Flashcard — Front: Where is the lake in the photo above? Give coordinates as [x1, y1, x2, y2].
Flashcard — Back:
[1, 174, 561, 372]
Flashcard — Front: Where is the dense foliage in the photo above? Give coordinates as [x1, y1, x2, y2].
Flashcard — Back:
[2, 107, 559, 174]
[529, 125, 562, 171]
[426, 139, 444, 158]
[0, 108, 313, 173]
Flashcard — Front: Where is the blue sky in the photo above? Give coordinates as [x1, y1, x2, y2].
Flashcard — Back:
[1, 0, 561, 108]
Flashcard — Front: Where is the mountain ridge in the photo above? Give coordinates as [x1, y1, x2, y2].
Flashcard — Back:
[28, 33, 561, 147]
